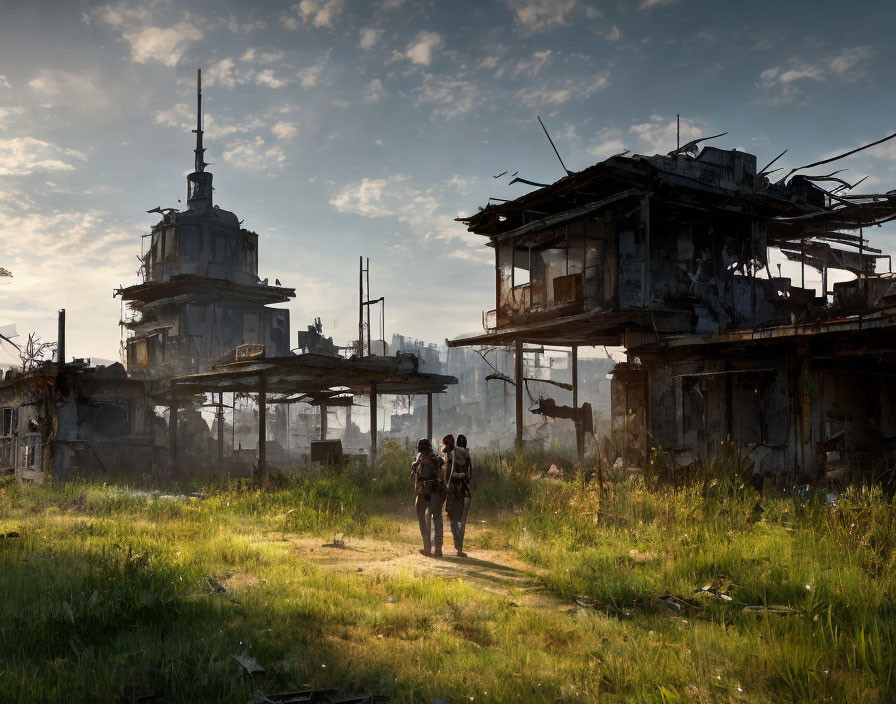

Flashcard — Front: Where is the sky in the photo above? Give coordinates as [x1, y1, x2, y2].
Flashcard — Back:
[1, 0, 895, 364]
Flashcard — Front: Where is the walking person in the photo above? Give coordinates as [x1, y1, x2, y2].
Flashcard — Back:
[410, 437, 445, 557]
[443, 433, 473, 557]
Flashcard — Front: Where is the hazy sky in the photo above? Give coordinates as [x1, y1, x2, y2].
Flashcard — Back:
[1, 0, 895, 364]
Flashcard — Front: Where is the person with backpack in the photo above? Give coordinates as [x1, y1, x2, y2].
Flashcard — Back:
[443, 433, 473, 557]
[410, 437, 445, 557]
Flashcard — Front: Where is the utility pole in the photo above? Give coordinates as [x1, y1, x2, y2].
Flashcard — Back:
[359, 256, 385, 356]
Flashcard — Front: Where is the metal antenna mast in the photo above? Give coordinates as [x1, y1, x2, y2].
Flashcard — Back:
[193, 68, 205, 173]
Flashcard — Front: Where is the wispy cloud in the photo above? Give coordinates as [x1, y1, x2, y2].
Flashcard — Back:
[760, 46, 874, 103]
[359, 27, 383, 50]
[282, 0, 344, 30]
[92, 3, 203, 67]
[506, 0, 578, 33]
[518, 73, 608, 106]
[0, 137, 85, 176]
[330, 174, 480, 255]
[221, 136, 286, 171]
[416, 75, 477, 119]
[405, 31, 443, 66]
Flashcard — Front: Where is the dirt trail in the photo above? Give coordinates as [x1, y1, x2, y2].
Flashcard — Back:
[285, 517, 568, 613]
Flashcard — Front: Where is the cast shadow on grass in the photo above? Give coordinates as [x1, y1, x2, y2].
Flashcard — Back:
[0, 537, 401, 704]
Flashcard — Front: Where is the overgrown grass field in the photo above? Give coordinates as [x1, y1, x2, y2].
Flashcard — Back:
[0, 446, 894, 703]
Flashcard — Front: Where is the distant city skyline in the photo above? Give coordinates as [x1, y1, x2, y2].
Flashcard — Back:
[1, 0, 895, 364]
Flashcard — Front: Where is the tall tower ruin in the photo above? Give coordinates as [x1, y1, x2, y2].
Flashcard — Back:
[116, 70, 295, 378]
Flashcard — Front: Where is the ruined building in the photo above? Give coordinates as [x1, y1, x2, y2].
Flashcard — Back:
[116, 72, 294, 378]
[449, 134, 896, 479]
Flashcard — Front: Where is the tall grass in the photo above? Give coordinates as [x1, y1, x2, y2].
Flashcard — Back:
[0, 446, 894, 703]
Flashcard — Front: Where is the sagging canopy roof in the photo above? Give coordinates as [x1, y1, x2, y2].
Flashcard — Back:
[157, 353, 457, 400]
[461, 147, 896, 244]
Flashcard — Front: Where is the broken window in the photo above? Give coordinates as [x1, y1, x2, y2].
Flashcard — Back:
[94, 403, 130, 437]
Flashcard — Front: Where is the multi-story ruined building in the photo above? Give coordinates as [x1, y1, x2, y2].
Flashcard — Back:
[116, 72, 294, 378]
[450, 136, 896, 479]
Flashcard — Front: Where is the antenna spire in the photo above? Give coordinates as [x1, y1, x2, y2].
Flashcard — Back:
[192, 68, 205, 173]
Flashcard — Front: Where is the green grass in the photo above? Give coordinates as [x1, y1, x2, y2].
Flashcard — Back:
[0, 447, 894, 703]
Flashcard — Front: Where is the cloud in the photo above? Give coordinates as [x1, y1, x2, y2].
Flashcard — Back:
[628, 114, 704, 154]
[221, 136, 286, 171]
[0, 137, 85, 176]
[329, 174, 479, 253]
[359, 27, 383, 50]
[123, 18, 202, 67]
[0, 107, 24, 126]
[588, 129, 626, 160]
[416, 75, 477, 119]
[256, 69, 289, 88]
[639, 0, 676, 9]
[606, 24, 620, 41]
[506, 0, 578, 33]
[283, 0, 344, 30]
[518, 73, 608, 106]
[271, 121, 298, 140]
[512, 50, 552, 78]
[0, 200, 138, 361]
[296, 53, 329, 89]
[27, 69, 113, 110]
[154, 103, 264, 139]
[205, 53, 290, 89]
[760, 46, 874, 103]
[405, 31, 443, 66]
[364, 78, 385, 104]
[0, 75, 10, 90]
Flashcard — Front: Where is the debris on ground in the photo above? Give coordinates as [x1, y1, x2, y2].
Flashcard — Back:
[694, 574, 736, 601]
[545, 464, 563, 479]
[250, 689, 386, 703]
[1, 531, 20, 539]
[232, 654, 265, 677]
[742, 604, 798, 615]
[657, 593, 703, 615]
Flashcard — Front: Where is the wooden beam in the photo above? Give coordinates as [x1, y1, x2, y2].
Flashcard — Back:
[515, 338, 523, 452]
[369, 384, 377, 467]
[257, 375, 267, 481]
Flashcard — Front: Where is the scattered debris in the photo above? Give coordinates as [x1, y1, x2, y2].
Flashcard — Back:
[694, 574, 736, 601]
[657, 593, 703, 615]
[742, 604, 798, 615]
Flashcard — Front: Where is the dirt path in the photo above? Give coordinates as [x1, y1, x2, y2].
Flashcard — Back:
[284, 517, 568, 613]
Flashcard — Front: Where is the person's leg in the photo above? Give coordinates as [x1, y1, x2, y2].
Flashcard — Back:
[457, 496, 472, 555]
[430, 491, 445, 555]
[415, 494, 431, 555]
[446, 493, 463, 552]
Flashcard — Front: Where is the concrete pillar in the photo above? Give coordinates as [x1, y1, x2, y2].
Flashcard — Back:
[426, 393, 433, 442]
[515, 338, 523, 452]
[168, 393, 178, 470]
[572, 345, 583, 465]
[369, 384, 377, 467]
[257, 376, 267, 480]
[216, 391, 224, 478]
[320, 403, 328, 440]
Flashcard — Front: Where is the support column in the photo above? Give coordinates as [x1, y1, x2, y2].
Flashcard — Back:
[572, 345, 583, 465]
[515, 338, 524, 452]
[168, 393, 178, 471]
[257, 376, 267, 481]
[426, 393, 433, 442]
[320, 403, 328, 440]
[369, 384, 377, 467]
[216, 392, 224, 478]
